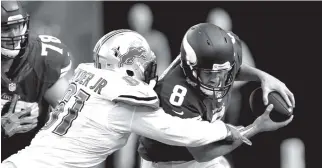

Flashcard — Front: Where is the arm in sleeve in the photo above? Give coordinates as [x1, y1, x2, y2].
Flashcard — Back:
[43, 49, 74, 107]
[187, 123, 259, 162]
[129, 106, 229, 147]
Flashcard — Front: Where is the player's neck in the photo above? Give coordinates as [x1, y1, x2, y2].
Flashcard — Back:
[2, 48, 27, 76]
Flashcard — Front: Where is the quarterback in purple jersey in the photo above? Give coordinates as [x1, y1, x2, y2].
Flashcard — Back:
[138, 23, 295, 168]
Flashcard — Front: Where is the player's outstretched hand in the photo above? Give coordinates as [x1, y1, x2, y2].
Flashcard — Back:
[260, 73, 295, 108]
[225, 124, 252, 146]
[253, 104, 293, 132]
[1, 107, 38, 138]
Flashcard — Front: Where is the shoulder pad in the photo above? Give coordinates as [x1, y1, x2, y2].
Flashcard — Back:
[36, 35, 72, 82]
[156, 73, 201, 118]
[75, 64, 159, 109]
[115, 86, 159, 109]
[114, 76, 159, 109]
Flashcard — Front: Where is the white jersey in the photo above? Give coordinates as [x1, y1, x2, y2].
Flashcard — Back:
[4, 63, 229, 168]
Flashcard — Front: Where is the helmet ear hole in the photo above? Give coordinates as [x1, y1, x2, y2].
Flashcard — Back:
[126, 70, 134, 77]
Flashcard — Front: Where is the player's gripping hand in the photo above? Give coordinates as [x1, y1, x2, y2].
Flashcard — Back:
[253, 104, 293, 132]
[1, 102, 39, 138]
[225, 124, 252, 146]
[260, 73, 295, 108]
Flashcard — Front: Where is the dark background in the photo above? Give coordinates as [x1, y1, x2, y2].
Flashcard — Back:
[103, 1, 322, 168]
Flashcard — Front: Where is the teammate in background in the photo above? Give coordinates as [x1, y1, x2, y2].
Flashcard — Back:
[207, 7, 256, 125]
[1, 0, 73, 160]
[138, 23, 295, 168]
[2, 29, 252, 168]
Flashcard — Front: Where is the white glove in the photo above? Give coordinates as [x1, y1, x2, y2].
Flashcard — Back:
[225, 124, 252, 146]
[1, 96, 39, 137]
[2, 99, 39, 117]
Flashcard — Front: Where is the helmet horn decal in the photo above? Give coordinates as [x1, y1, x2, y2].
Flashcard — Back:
[182, 32, 197, 66]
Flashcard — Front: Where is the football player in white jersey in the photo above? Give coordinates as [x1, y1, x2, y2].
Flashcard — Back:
[2, 29, 252, 168]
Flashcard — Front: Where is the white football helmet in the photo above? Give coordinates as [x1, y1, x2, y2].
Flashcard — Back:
[93, 29, 157, 84]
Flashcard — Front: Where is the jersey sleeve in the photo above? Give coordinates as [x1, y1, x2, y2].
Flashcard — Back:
[94, 69, 159, 109]
[130, 105, 229, 147]
[36, 35, 73, 84]
[115, 85, 159, 109]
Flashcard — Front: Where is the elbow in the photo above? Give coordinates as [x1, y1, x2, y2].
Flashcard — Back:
[182, 138, 221, 147]
[159, 130, 204, 147]
[184, 140, 206, 147]
[189, 147, 223, 163]
[159, 134, 204, 147]
[171, 138, 201, 147]
[184, 140, 198, 147]
[192, 153, 221, 163]
[189, 147, 222, 163]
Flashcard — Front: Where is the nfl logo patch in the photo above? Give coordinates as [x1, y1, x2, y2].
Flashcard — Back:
[8, 83, 16, 92]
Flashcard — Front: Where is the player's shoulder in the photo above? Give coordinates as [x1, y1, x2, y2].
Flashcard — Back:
[34, 35, 71, 64]
[110, 75, 159, 109]
[116, 76, 159, 108]
[77, 64, 159, 109]
[30, 35, 72, 83]
[157, 75, 184, 94]
[157, 65, 194, 99]
[156, 65, 202, 119]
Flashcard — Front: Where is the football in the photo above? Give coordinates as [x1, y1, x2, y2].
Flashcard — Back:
[249, 87, 293, 122]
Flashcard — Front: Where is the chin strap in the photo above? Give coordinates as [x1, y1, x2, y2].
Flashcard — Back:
[144, 61, 158, 85]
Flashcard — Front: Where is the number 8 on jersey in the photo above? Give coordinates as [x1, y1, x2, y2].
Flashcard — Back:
[169, 85, 187, 106]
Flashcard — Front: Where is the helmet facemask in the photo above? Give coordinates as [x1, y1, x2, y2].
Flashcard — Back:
[183, 60, 235, 99]
[1, 15, 30, 59]
[196, 62, 235, 99]
[144, 60, 157, 84]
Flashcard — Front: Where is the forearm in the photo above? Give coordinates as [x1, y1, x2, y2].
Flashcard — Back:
[131, 108, 229, 147]
[44, 68, 74, 107]
[188, 123, 259, 162]
[156, 119, 229, 147]
[235, 64, 268, 82]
